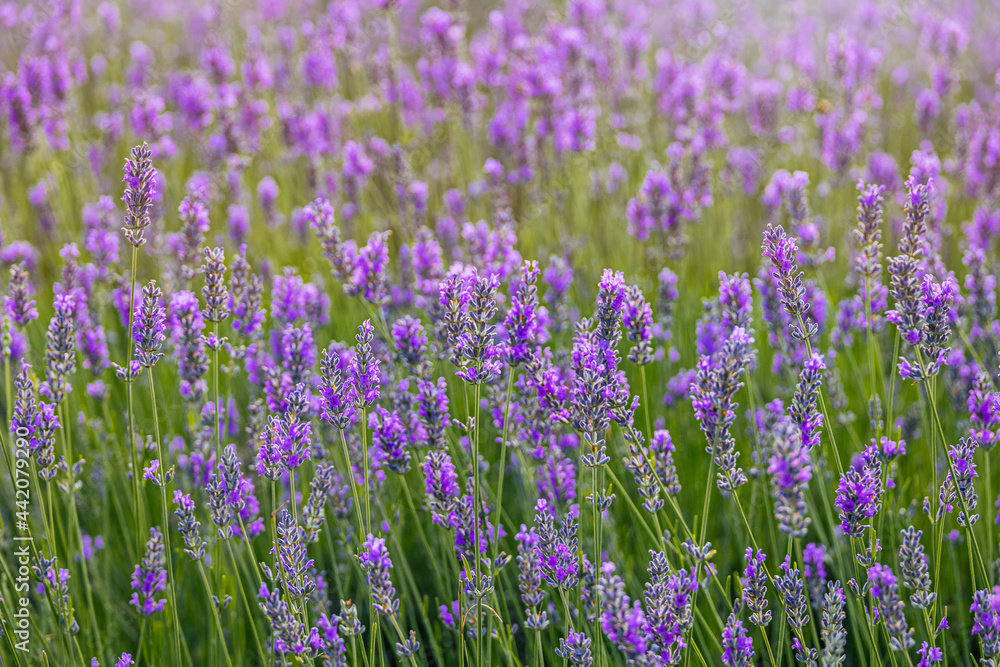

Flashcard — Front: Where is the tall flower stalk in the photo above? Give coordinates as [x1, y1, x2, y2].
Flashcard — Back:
[120, 142, 155, 560]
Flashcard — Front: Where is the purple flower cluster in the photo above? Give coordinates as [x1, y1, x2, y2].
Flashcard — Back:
[130, 527, 167, 616]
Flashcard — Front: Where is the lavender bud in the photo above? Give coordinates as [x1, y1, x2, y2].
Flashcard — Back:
[202, 247, 229, 323]
[134, 280, 166, 368]
[130, 527, 167, 616]
[173, 490, 206, 561]
[868, 563, 914, 651]
[898, 526, 936, 609]
[121, 143, 156, 248]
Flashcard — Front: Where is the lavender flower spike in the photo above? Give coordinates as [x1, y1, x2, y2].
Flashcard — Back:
[134, 280, 166, 368]
[130, 527, 167, 616]
[555, 628, 593, 667]
[359, 534, 400, 618]
[769, 419, 811, 537]
[122, 142, 156, 248]
[762, 223, 816, 340]
[721, 612, 754, 667]
[690, 326, 752, 491]
[868, 563, 914, 651]
[202, 247, 230, 323]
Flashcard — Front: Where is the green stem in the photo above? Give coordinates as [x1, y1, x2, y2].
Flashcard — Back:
[124, 246, 144, 560]
[148, 371, 184, 666]
[197, 562, 234, 667]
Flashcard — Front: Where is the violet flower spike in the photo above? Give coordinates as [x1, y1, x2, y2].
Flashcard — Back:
[868, 563, 914, 651]
[130, 527, 167, 616]
[134, 280, 166, 368]
[721, 612, 754, 667]
[359, 534, 400, 618]
[121, 142, 156, 248]
[762, 223, 816, 340]
[202, 246, 230, 324]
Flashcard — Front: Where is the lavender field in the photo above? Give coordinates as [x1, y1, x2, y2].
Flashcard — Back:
[2, 0, 1000, 665]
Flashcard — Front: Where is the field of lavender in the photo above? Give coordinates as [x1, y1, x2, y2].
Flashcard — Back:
[2, 0, 1000, 665]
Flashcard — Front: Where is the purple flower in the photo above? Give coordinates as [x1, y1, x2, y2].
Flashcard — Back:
[595, 269, 626, 345]
[121, 142, 156, 248]
[802, 542, 826, 605]
[503, 260, 546, 367]
[741, 548, 771, 625]
[4, 262, 37, 327]
[897, 274, 956, 382]
[38, 293, 76, 403]
[937, 437, 978, 526]
[721, 613, 754, 667]
[228, 246, 264, 339]
[320, 344, 356, 430]
[762, 224, 816, 340]
[534, 499, 580, 590]
[201, 247, 229, 323]
[555, 628, 592, 667]
[391, 315, 429, 378]
[972, 586, 1000, 660]
[622, 284, 654, 366]
[599, 562, 648, 660]
[416, 377, 450, 449]
[258, 582, 319, 658]
[644, 552, 698, 663]
[169, 291, 208, 400]
[173, 490, 205, 561]
[821, 582, 847, 664]
[11, 361, 36, 442]
[515, 525, 548, 630]
[308, 198, 352, 281]
[370, 407, 411, 474]
[281, 323, 315, 386]
[452, 270, 502, 385]
[769, 419, 811, 537]
[969, 372, 1000, 449]
[868, 563, 914, 651]
[134, 281, 165, 368]
[690, 327, 752, 491]
[886, 176, 931, 347]
[359, 534, 399, 618]
[899, 526, 935, 609]
[836, 442, 883, 539]
[853, 179, 887, 323]
[917, 642, 943, 667]
[350, 320, 380, 409]
[789, 353, 825, 451]
[424, 449, 459, 524]
[130, 527, 167, 616]
[255, 387, 312, 478]
[272, 509, 315, 599]
[774, 556, 809, 631]
[566, 324, 614, 468]
[346, 231, 390, 307]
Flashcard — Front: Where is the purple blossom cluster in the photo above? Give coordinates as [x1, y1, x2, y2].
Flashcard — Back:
[5, 2, 1000, 665]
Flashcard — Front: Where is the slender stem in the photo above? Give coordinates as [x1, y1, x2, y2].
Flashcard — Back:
[340, 428, 366, 540]
[125, 246, 144, 560]
[148, 371, 185, 666]
[491, 370, 516, 567]
[362, 406, 371, 537]
[58, 400, 103, 659]
[226, 541, 268, 665]
[472, 382, 483, 667]
[197, 562, 234, 667]
[986, 449, 994, 567]
[918, 348, 990, 586]
[135, 617, 147, 667]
